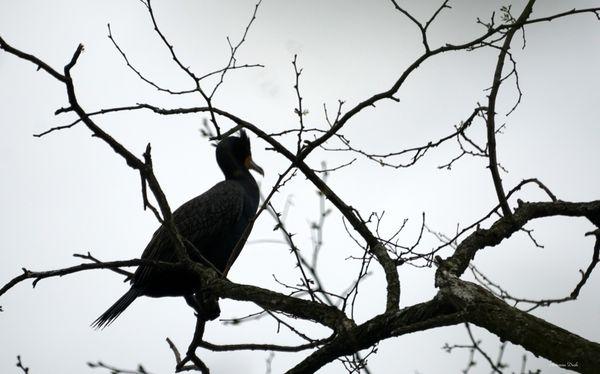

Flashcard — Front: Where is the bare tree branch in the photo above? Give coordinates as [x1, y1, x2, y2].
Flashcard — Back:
[485, 0, 536, 217]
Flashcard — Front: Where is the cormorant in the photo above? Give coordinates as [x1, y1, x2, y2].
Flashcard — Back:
[92, 131, 263, 328]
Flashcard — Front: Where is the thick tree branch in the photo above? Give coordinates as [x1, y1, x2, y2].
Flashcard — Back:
[200, 266, 353, 332]
[440, 277, 600, 374]
[286, 296, 464, 373]
[436, 199, 600, 280]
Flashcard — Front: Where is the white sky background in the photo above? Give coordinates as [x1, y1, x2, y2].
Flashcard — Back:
[0, 0, 599, 373]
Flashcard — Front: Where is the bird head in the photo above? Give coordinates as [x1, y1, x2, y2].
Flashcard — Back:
[216, 130, 264, 179]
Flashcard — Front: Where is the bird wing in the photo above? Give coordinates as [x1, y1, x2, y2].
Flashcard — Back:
[222, 220, 254, 275]
[133, 180, 245, 287]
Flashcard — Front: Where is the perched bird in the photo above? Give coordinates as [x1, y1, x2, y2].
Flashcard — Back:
[92, 131, 263, 328]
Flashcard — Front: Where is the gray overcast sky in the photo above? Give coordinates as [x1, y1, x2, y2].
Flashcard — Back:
[1, 1, 599, 373]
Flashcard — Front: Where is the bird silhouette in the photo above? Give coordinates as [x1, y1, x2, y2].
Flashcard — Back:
[92, 131, 263, 328]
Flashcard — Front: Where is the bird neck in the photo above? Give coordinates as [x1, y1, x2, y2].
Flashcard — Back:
[224, 167, 250, 180]
[228, 171, 259, 214]
[226, 168, 257, 189]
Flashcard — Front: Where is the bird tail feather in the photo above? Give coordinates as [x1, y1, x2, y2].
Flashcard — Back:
[92, 288, 140, 329]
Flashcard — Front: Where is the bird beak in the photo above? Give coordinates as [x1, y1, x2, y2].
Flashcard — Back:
[245, 156, 264, 176]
